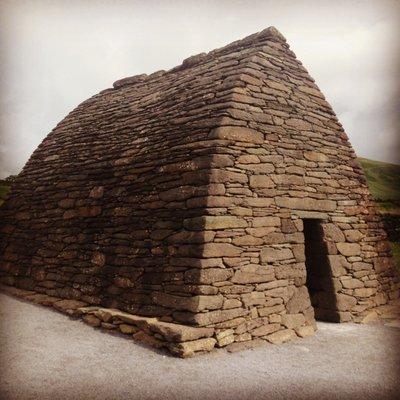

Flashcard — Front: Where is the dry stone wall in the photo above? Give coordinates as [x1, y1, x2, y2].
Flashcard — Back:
[0, 27, 398, 350]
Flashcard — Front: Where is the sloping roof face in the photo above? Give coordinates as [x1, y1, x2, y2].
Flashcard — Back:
[0, 27, 398, 330]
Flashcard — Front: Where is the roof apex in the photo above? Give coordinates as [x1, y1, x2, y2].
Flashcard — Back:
[113, 26, 287, 89]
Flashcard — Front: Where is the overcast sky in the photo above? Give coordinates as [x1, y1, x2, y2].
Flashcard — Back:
[0, 0, 399, 178]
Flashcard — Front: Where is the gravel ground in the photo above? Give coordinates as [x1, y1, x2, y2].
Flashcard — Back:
[0, 293, 399, 400]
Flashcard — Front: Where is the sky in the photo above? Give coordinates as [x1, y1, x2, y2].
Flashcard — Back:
[0, 0, 399, 178]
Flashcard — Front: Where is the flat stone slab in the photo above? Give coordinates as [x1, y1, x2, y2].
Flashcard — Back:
[147, 320, 214, 342]
[53, 300, 88, 314]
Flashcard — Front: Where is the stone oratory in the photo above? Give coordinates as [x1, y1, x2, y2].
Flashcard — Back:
[0, 27, 398, 357]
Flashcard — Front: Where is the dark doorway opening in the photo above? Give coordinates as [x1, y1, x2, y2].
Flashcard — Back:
[303, 219, 339, 322]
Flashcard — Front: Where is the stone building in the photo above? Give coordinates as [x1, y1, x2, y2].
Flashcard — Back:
[0, 27, 398, 356]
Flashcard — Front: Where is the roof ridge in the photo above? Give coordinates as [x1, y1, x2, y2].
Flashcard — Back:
[113, 26, 287, 90]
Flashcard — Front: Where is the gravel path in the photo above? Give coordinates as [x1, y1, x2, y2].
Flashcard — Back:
[0, 293, 399, 400]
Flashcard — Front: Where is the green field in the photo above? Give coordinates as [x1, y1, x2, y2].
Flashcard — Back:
[358, 157, 400, 202]
[0, 184, 10, 206]
[358, 157, 400, 270]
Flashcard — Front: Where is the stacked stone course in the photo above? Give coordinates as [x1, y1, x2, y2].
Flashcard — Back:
[0, 26, 399, 356]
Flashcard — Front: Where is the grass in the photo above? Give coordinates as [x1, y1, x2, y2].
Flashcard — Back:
[391, 242, 400, 263]
[0, 184, 10, 207]
[358, 157, 400, 202]
[358, 157, 400, 271]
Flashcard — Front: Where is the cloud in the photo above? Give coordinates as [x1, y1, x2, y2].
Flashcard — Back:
[0, 0, 399, 178]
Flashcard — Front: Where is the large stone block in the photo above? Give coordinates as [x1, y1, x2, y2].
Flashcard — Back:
[233, 235, 263, 246]
[322, 224, 345, 242]
[327, 255, 349, 277]
[286, 118, 312, 131]
[304, 151, 329, 162]
[168, 338, 217, 358]
[266, 329, 297, 344]
[353, 288, 377, 298]
[260, 247, 293, 263]
[195, 295, 224, 311]
[337, 243, 361, 257]
[344, 230, 364, 243]
[231, 264, 275, 284]
[281, 313, 306, 329]
[175, 308, 248, 326]
[209, 126, 264, 143]
[286, 286, 311, 314]
[184, 268, 233, 284]
[152, 292, 223, 312]
[252, 216, 281, 227]
[341, 278, 364, 289]
[336, 293, 357, 311]
[251, 323, 281, 337]
[275, 197, 337, 212]
[183, 216, 247, 230]
[249, 175, 275, 188]
[202, 243, 242, 257]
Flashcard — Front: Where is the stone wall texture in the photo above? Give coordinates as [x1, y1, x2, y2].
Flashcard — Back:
[0, 26, 399, 347]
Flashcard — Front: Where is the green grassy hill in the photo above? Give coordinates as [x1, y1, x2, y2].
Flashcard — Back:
[0, 184, 10, 206]
[358, 157, 400, 270]
[358, 157, 400, 202]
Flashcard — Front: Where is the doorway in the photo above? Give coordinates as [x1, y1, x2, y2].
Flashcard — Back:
[303, 219, 339, 322]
